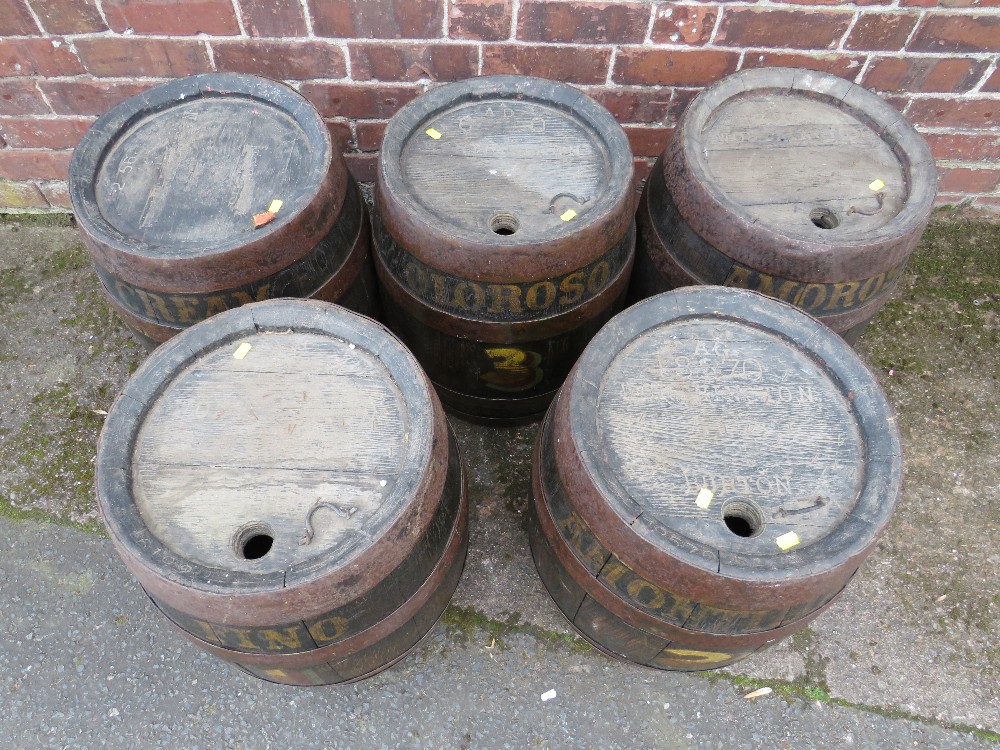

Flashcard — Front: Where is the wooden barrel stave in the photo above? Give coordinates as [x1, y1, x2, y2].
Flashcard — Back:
[632, 67, 935, 342]
[71, 73, 376, 346]
[373, 75, 635, 423]
[163, 470, 468, 686]
[96, 300, 467, 685]
[98, 181, 377, 348]
[528, 287, 902, 671]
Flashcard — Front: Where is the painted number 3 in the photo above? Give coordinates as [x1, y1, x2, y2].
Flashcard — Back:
[481, 347, 544, 392]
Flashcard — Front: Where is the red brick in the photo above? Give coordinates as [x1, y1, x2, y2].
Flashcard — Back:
[924, 133, 1000, 163]
[613, 48, 739, 87]
[213, 41, 346, 81]
[482, 44, 611, 84]
[309, 0, 443, 40]
[623, 125, 672, 157]
[75, 38, 212, 77]
[716, 9, 851, 50]
[0, 39, 84, 77]
[350, 43, 478, 82]
[982, 67, 1000, 93]
[449, 0, 512, 41]
[909, 15, 1000, 53]
[40, 79, 158, 116]
[667, 88, 700, 123]
[898, 0, 935, 6]
[0, 0, 40, 34]
[355, 121, 387, 151]
[844, 12, 919, 51]
[517, 1, 649, 44]
[38, 179, 71, 208]
[0, 80, 49, 115]
[906, 98, 999, 129]
[326, 120, 352, 152]
[345, 152, 378, 183]
[651, 4, 717, 46]
[0, 150, 72, 180]
[30, 0, 108, 33]
[0, 118, 92, 149]
[583, 87, 672, 124]
[862, 57, 991, 94]
[0, 180, 49, 209]
[937, 167, 1000, 194]
[237, 0, 307, 37]
[741, 51, 865, 79]
[102, 0, 239, 35]
[299, 83, 423, 119]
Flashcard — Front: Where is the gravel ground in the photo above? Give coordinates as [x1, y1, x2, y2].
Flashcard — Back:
[0, 213, 998, 748]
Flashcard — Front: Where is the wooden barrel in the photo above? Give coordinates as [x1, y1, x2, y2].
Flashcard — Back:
[529, 287, 902, 670]
[373, 75, 635, 424]
[69, 73, 377, 349]
[632, 67, 936, 344]
[95, 300, 467, 686]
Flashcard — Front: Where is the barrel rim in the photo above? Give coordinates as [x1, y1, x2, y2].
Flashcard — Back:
[376, 74, 635, 282]
[561, 286, 902, 588]
[70, 73, 344, 289]
[96, 299, 447, 605]
[663, 67, 935, 280]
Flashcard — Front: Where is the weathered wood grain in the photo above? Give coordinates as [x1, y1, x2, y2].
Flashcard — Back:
[374, 75, 635, 422]
[528, 287, 902, 670]
[632, 66, 936, 343]
[96, 299, 468, 685]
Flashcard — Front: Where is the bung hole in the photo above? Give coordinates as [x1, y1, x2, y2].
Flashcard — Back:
[234, 524, 274, 560]
[810, 207, 840, 230]
[722, 501, 764, 538]
[489, 212, 519, 236]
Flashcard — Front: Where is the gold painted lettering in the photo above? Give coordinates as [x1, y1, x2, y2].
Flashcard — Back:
[558, 271, 586, 305]
[170, 296, 201, 324]
[203, 296, 228, 317]
[525, 281, 557, 311]
[212, 624, 259, 651]
[795, 283, 828, 311]
[660, 647, 733, 666]
[625, 578, 668, 610]
[451, 281, 486, 311]
[259, 627, 305, 651]
[587, 262, 611, 294]
[309, 615, 351, 644]
[487, 284, 522, 315]
[825, 280, 861, 312]
[230, 285, 271, 306]
[856, 273, 885, 303]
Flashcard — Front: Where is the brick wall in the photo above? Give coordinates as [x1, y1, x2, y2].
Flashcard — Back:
[0, 0, 997, 213]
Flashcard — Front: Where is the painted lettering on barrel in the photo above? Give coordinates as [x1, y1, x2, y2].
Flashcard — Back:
[481, 347, 544, 392]
[376, 226, 632, 322]
[723, 265, 903, 315]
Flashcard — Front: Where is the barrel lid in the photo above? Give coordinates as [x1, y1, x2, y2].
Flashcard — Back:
[667, 67, 935, 267]
[97, 300, 437, 592]
[567, 286, 901, 581]
[377, 75, 634, 281]
[70, 74, 340, 287]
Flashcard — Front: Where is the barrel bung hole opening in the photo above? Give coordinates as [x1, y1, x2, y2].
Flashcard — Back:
[234, 523, 275, 561]
[489, 212, 519, 236]
[810, 207, 840, 230]
[722, 501, 765, 538]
